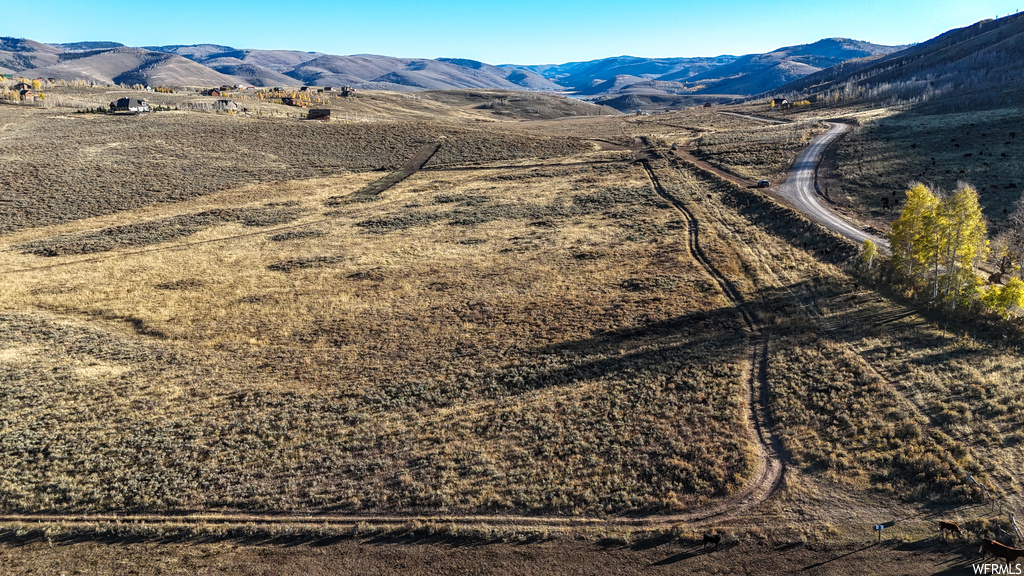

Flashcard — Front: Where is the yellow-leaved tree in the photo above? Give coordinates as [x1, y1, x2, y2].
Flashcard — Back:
[888, 182, 988, 310]
[889, 182, 940, 292]
[937, 183, 988, 311]
[982, 278, 1024, 320]
[861, 239, 878, 273]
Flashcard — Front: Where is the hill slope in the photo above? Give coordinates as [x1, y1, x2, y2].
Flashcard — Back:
[770, 13, 1024, 110]
[26, 46, 240, 86]
[510, 55, 738, 91]
[0, 35, 902, 97]
[679, 38, 900, 95]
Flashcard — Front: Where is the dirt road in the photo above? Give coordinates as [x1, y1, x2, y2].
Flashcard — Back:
[775, 123, 890, 250]
[638, 159, 785, 526]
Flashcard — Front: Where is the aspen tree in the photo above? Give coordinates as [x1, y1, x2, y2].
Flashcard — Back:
[937, 183, 988, 310]
[889, 183, 939, 291]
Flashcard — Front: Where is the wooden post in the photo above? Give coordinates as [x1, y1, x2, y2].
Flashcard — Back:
[967, 474, 988, 504]
[1011, 513, 1023, 543]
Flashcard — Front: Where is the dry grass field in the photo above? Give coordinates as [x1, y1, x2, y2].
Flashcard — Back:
[761, 104, 1024, 237]
[1, 85, 1023, 572]
[0, 111, 755, 515]
[0, 535, 991, 575]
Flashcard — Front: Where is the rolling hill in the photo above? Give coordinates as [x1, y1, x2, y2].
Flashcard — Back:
[508, 55, 739, 91]
[0, 36, 899, 101]
[25, 46, 239, 87]
[768, 13, 1024, 111]
[676, 38, 901, 95]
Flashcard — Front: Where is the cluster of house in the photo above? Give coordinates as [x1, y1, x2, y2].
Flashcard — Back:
[10, 79, 54, 102]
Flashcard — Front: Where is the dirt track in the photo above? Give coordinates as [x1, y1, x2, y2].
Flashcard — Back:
[637, 158, 786, 527]
[0, 148, 788, 536]
[349, 141, 442, 199]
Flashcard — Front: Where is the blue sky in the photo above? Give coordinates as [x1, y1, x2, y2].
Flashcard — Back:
[6, 1, 1021, 63]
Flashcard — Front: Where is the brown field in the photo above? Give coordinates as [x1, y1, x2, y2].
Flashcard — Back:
[0, 533, 993, 575]
[744, 102, 1024, 238]
[1, 84, 1023, 573]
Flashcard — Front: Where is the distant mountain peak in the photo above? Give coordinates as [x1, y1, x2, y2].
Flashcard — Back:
[0, 34, 905, 104]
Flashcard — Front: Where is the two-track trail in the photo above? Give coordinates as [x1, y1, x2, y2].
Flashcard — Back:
[346, 141, 442, 200]
[636, 157, 786, 526]
[0, 151, 790, 537]
[2, 142, 446, 276]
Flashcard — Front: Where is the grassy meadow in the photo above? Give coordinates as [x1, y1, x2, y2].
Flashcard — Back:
[783, 105, 1024, 237]
[0, 130, 757, 514]
[0, 85, 1022, 549]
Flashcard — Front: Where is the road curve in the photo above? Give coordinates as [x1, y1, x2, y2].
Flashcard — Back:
[776, 123, 890, 250]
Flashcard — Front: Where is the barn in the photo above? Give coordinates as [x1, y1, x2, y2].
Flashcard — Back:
[109, 98, 151, 113]
[212, 99, 239, 111]
[307, 108, 331, 121]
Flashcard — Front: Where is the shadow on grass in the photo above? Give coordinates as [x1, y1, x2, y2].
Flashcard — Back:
[0, 525, 547, 549]
[652, 543, 722, 565]
[800, 543, 875, 571]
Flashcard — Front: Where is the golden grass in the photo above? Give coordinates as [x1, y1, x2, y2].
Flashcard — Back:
[831, 105, 1024, 234]
[0, 145, 757, 515]
[1, 100, 1023, 537]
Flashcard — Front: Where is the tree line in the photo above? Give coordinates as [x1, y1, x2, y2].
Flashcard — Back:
[865, 182, 1024, 321]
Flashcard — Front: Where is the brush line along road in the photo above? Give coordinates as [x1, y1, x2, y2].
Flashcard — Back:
[775, 122, 890, 250]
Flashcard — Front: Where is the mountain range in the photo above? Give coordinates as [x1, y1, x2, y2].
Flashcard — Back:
[770, 12, 1024, 111]
[0, 35, 902, 103]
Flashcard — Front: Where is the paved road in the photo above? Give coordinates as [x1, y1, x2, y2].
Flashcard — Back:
[776, 122, 890, 250]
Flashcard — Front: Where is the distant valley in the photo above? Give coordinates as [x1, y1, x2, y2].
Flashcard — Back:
[0, 36, 901, 108]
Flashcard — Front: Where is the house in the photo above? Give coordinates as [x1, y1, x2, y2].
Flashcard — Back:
[201, 88, 221, 97]
[322, 86, 336, 92]
[773, 98, 791, 108]
[281, 97, 305, 107]
[307, 108, 331, 121]
[109, 97, 150, 113]
[219, 85, 233, 92]
[19, 90, 36, 102]
[340, 86, 355, 97]
[212, 99, 238, 111]
[13, 82, 31, 91]
[703, 102, 712, 108]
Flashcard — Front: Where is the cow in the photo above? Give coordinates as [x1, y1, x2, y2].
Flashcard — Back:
[979, 538, 1024, 564]
[702, 532, 721, 550]
[939, 520, 963, 539]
